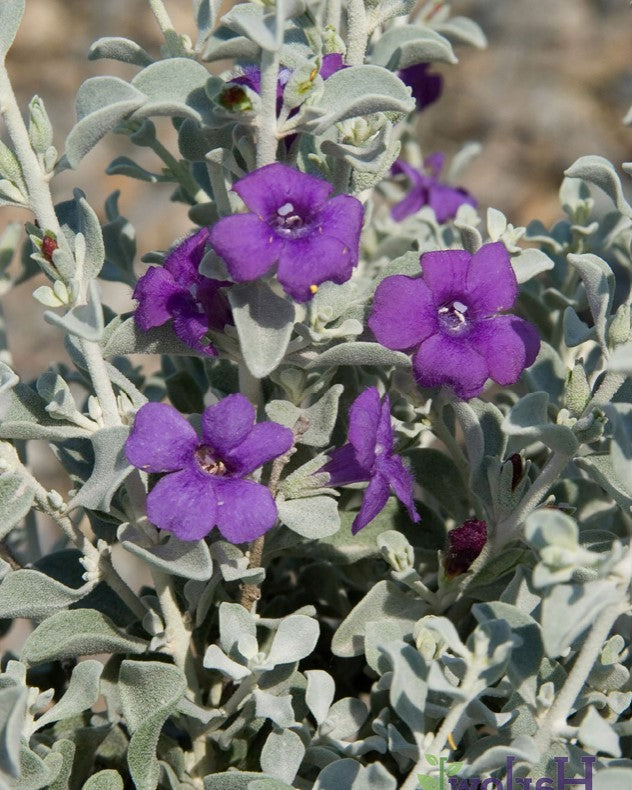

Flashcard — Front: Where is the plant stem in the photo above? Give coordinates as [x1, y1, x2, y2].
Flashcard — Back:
[150, 136, 210, 203]
[81, 338, 121, 427]
[147, 0, 187, 56]
[326, 0, 342, 28]
[256, 49, 280, 167]
[345, 0, 368, 66]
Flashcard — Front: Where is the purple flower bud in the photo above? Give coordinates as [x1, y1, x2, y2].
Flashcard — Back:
[397, 63, 443, 112]
[444, 519, 487, 576]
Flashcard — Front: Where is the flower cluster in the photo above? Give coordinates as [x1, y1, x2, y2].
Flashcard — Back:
[444, 519, 488, 576]
[133, 228, 231, 356]
[125, 395, 293, 543]
[210, 163, 364, 302]
[391, 154, 476, 222]
[322, 387, 420, 533]
[369, 242, 540, 400]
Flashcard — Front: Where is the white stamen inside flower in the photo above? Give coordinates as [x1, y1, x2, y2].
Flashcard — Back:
[277, 202, 294, 217]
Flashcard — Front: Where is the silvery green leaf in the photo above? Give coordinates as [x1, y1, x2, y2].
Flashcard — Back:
[502, 391, 578, 454]
[266, 384, 343, 447]
[0, 569, 93, 619]
[31, 660, 102, 733]
[88, 37, 154, 66]
[36, 369, 78, 421]
[201, 30, 259, 63]
[277, 496, 340, 539]
[130, 58, 212, 121]
[202, 645, 250, 681]
[252, 690, 297, 728]
[221, 3, 278, 51]
[370, 25, 456, 69]
[82, 770, 124, 790]
[606, 403, 632, 501]
[523, 341, 567, 402]
[511, 248, 554, 284]
[203, 773, 281, 789]
[219, 602, 256, 655]
[541, 581, 621, 658]
[265, 614, 319, 667]
[373, 251, 421, 285]
[65, 77, 146, 167]
[248, 780, 295, 790]
[0, 382, 90, 440]
[578, 706, 620, 757]
[0, 684, 27, 779]
[305, 669, 335, 725]
[21, 609, 147, 665]
[0, 472, 34, 540]
[68, 426, 132, 512]
[100, 315, 200, 356]
[260, 728, 305, 785]
[563, 307, 595, 347]
[119, 660, 186, 790]
[0, 0, 24, 60]
[323, 697, 367, 740]
[365, 620, 416, 674]
[229, 281, 295, 378]
[193, 0, 223, 50]
[332, 580, 427, 658]
[564, 155, 632, 217]
[566, 253, 614, 350]
[473, 602, 543, 702]
[463, 736, 539, 777]
[305, 66, 414, 135]
[309, 341, 410, 369]
[102, 191, 137, 286]
[106, 156, 164, 183]
[118, 523, 213, 581]
[409, 447, 470, 521]
[46, 739, 75, 790]
[435, 16, 487, 49]
[44, 281, 104, 341]
[314, 759, 397, 790]
[381, 643, 428, 733]
[210, 540, 263, 583]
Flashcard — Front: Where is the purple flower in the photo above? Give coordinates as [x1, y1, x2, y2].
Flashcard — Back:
[125, 395, 294, 543]
[369, 242, 541, 400]
[209, 163, 364, 302]
[444, 519, 487, 576]
[133, 228, 231, 356]
[322, 387, 420, 534]
[398, 63, 443, 111]
[391, 155, 476, 223]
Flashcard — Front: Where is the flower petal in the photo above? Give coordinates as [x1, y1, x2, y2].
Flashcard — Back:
[168, 291, 217, 356]
[147, 467, 218, 540]
[213, 478, 278, 543]
[315, 194, 364, 262]
[126, 402, 198, 473]
[420, 249, 472, 306]
[352, 472, 391, 534]
[164, 227, 210, 281]
[412, 333, 489, 400]
[398, 64, 443, 111]
[232, 163, 332, 217]
[320, 53, 347, 80]
[369, 275, 437, 350]
[392, 159, 426, 189]
[201, 393, 256, 455]
[469, 315, 540, 387]
[209, 213, 282, 282]
[376, 393, 394, 457]
[197, 279, 232, 331]
[348, 387, 382, 469]
[428, 183, 476, 223]
[277, 234, 355, 302]
[391, 187, 426, 222]
[465, 241, 518, 314]
[133, 267, 181, 330]
[383, 456, 420, 523]
[321, 443, 368, 486]
[224, 421, 293, 476]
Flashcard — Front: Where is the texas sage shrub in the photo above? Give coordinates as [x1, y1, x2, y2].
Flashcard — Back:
[0, 1, 631, 789]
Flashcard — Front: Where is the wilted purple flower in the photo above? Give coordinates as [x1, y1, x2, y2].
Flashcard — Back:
[322, 387, 420, 534]
[209, 163, 364, 302]
[398, 63, 443, 111]
[391, 155, 476, 223]
[133, 228, 231, 356]
[369, 242, 540, 400]
[444, 519, 487, 576]
[125, 395, 294, 543]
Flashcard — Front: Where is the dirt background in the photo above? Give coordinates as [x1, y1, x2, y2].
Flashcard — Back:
[0, 0, 630, 643]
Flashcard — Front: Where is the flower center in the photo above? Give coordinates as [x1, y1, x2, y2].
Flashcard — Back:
[272, 202, 310, 238]
[195, 444, 227, 476]
[438, 300, 470, 333]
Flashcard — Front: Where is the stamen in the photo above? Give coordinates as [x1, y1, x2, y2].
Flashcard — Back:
[277, 202, 294, 217]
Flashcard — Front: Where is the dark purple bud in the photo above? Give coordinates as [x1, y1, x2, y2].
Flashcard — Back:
[444, 519, 487, 576]
[507, 453, 523, 491]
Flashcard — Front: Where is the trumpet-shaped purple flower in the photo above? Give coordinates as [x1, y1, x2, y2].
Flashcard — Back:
[369, 242, 540, 400]
[209, 163, 364, 302]
[133, 228, 231, 356]
[322, 387, 420, 534]
[391, 155, 476, 223]
[398, 63, 443, 111]
[125, 395, 294, 543]
[444, 519, 487, 576]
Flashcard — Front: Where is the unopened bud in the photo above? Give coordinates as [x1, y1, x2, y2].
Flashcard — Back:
[444, 519, 487, 576]
[41, 232, 58, 263]
[608, 303, 631, 349]
[28, 96, 54, 156]
[564, 361, 591, 417]
[47, 489, 64, 510]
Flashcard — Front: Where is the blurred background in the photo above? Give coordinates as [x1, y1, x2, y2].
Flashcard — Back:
[0, 0, 630, 623]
